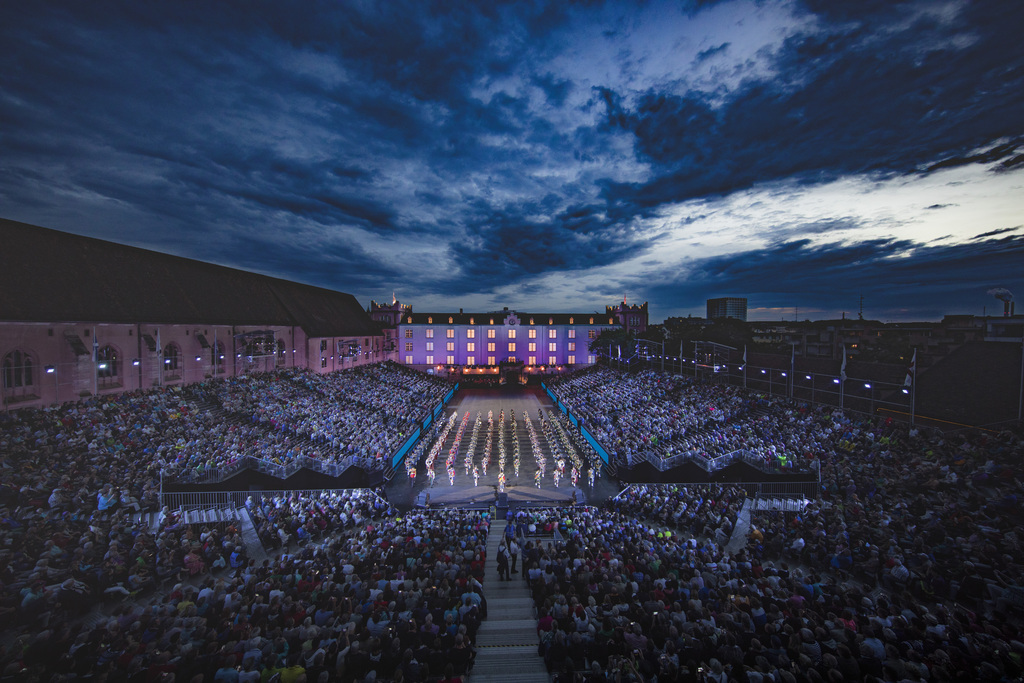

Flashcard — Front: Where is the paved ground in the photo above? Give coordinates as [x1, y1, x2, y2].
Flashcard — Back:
[385, 385, 623, 510]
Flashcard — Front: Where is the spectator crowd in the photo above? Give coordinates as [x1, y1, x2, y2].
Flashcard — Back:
[1, 362, 1023, 682]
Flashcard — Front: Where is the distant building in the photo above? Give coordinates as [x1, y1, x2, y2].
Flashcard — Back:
[707, 297, 747, 321]
[370, 301, 648, 374]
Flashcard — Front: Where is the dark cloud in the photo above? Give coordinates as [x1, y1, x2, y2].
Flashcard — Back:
[632, 233, 1024, 319]
[694, 42, 730, 62]
[0, 0, 1021, 318]
[598, 0, 1024, 211]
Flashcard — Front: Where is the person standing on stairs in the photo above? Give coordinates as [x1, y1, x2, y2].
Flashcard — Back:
[509, 538, 520, 575]
[496, 542, 510, 581]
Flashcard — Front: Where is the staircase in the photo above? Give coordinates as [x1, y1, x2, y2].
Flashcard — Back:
[471, 520, 549, 683]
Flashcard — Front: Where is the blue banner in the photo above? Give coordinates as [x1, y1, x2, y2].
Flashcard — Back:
[580, 426, 609, 465]
[569, 413, 578, 427]
[391, 427, 421, 469]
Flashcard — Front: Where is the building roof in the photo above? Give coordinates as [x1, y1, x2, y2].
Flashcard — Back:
[0, 218, 377, 338]
[401, 311, 619, 325]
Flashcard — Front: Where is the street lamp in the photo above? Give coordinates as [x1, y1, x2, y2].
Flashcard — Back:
[45, 365, 57, 404]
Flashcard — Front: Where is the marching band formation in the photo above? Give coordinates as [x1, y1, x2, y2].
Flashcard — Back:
[406, 405, 601, 492]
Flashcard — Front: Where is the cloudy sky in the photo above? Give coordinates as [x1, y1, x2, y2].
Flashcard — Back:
[1, 0, 1022, 322]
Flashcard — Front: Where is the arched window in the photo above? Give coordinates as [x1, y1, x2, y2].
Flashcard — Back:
[211, 341, 226, 374]
[97, 345, 120, 388]
[163, 343, 181, 378]
[569, 317, 574, 324]
[276, 339, 286, 366]
[2, 350, 35, 398]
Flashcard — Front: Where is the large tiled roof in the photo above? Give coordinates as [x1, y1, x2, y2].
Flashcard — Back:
[0, 218, 376, 337]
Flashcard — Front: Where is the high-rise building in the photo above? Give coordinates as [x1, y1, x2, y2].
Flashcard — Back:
[706, 297, 747, 321]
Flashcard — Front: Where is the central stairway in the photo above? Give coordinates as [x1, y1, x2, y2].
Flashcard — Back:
[471, 520, 550, 682]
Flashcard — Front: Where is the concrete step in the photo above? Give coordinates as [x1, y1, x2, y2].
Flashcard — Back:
[470, 644, 549, 682]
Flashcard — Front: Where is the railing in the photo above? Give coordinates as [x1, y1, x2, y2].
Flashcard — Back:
[160, 487, 382, 511]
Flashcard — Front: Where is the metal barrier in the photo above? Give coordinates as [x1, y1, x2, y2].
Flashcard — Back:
[160, 487, 382, 511]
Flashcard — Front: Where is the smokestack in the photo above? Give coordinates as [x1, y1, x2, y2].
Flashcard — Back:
[988, 287, 1015, 317]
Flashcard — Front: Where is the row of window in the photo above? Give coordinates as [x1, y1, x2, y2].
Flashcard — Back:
[405, 341, 577, 353]
[413, 316, 613, 325]
[2, 340, 254, 395]
[405, 328, 591, 339]
[410, 355, 587, 366]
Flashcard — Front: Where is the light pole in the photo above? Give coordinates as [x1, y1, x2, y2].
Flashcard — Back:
[45, 364, 57, 405]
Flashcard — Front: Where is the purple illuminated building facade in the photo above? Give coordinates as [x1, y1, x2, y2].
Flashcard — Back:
[370, 299, 648, 374]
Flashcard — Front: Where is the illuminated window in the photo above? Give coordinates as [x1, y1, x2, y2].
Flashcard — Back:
[487, 343, 495, 352]
[568, 329, 576, 339]
[568, 342, 576, 351]
[588, 330, 596, 339]
[528, 356, 536, 365]
[609, 318, 614, 324]
[548, 342, 556, 352]
[425, 329, 434, 338]
[426, 342, 434, 351]
[548, 329, 557, 339]
[426, 355, 434, 365]
[528, 329, 536, 339]
[469, 317, 474, 325]
[588, 355, 596, 364]
[466, 329, 475, 339]
[446, 342, 455, 351]
[449, 317, 453, 324]
[489, 318, 494, 325]
[405, 342, 413, 352]
[487, 329, 496, 338]
[508, 329, 516, 339]
[568, 355, 576, 365]
[508, 356, 517, 363]
[548, 317, 553, 325]
[569, 317, 574, 324]
[467, 356, 475, 365]
[466, 342, 475, 352]
[508, 342, 516, 352]
[529, 318, 534, 325]
[528, 342, 536, 352]
[405, 355, 413, 364]
[446, 329, 455, 338]
[447, 355, 455, 365]
[548, 356, 557, 365]
[404, 329, 413, 338]
[407, 317, 412, 324]
[487, 356, 496, 365]
[428, 317, 432, 324]
[589, 317, 594, 324]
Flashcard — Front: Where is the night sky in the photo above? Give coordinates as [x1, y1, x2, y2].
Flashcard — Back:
[1, 1, 1022, 322]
